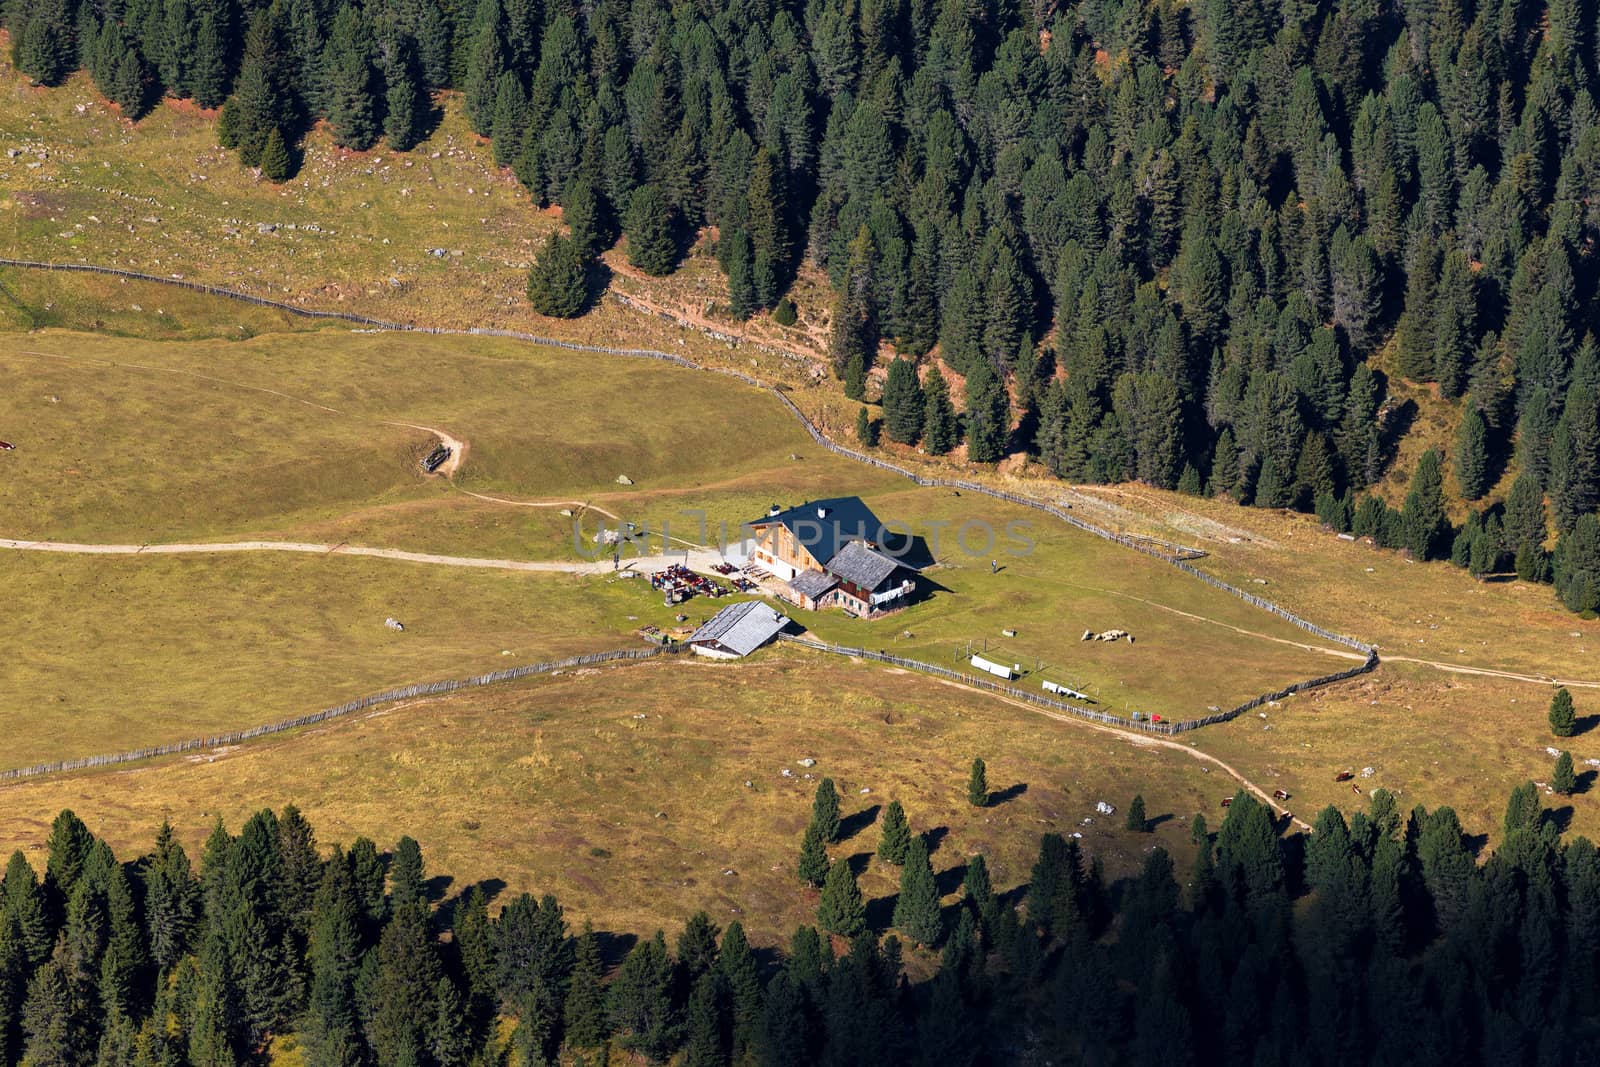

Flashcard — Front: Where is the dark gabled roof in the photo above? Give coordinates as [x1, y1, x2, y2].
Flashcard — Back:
[824, 540, 905, 591]
[789, 569, 840, 599]
[688, 601, 790, 656]
[749, 496, 889, 568]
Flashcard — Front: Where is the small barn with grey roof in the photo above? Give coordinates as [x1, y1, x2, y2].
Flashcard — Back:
[687, 601, 791, 659]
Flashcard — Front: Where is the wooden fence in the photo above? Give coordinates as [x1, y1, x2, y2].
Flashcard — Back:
[0, 646, 679, 782]
[3, 257, 1381, 740]
[776, 635, 1378, 734]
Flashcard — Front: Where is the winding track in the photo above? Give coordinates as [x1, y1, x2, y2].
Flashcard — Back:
[2, 257, 1397, 816]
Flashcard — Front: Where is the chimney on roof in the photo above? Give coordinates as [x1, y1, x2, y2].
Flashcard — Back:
[768, 504, 781, 517]
[816, 506, 829, 519]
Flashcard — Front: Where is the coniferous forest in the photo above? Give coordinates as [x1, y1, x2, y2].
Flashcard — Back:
[9, 0, 1600, 609]
[1, 789, 1599, 1064]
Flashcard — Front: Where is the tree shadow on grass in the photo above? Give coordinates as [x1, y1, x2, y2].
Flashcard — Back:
[1578, 770, 1598, 795]
[846, 851, 873, 878]
[1145, 813, 1175, 831]
[838, 804, 882, 843]
[424, 874, 454, 904]
[988, 782, 1028, 806]
[934, 863, 968, 898]
[1549, 805, 1576, 835]
[866, 893, 896, 932]
[1573, 715, 1600, 737]
[596, 930, 639, 970]
[922, 826, 950, 856]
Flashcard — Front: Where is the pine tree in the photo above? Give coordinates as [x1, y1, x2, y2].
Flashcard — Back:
[564, 921, 607, 1051]
[1556, 514, 1600, 612]
[526, 233, 588, 318]
[877, 800, 911, 865]
[5, 851, 51, 967]
[1551, 687, 1578, 737]
[967, 758, 989, 807]
[625, 184, 677, 276]
[1126, 794, 1148, 832]
[304, 848, 363, 1067]
[855, 405, 877, 447]
[1455, 407, 1491, 500]
[368, 904, 442, 1065]
[718, 921, 762, 1061]
[816, 859, 866, 939]
[383, 36, 425, 152]
[812, 778, 842, 843]
[259, 128, 293, 183]
[882, 359, 925, 444]
[893, 835, 943, 947]
[322, 3, 379, 150]
[606, 931, 679, 1062]
[1402, 450, 1451, 560]
[682, 971, 725, 1067]
[922, 364, 960, 455]
[389, 835, 426, 909]
[1554, 751, 1577, 795]
[797, 823, 829, 888]
[965, 361, 1010, 463]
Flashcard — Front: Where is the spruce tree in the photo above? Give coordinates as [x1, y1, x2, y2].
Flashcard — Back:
[606, 931, 678, 1062]
[526, 233, 588, 318]
[1554, 751, 1577, 795]
[322, 3, 379, 150]
[882, 359, 925, 444]
[383, 37, 425, 152]
[876, 800, 911, 865]
[718, 921, 762, 1060]
[563, 921, 607, 1051]
[812, 778, 842, 843]
[1551, 687, 1578, 737]
[967, 758, 989, 807]
[1556, 514, 1600, 612]
[1401, 450, 1451, 560]
[892, 835, 943, 947]
[797, 823, 829, 887]
[855, 405, 876, 447]
[389, 835, 426, 909]
[259, 128, 293, 183]
[964, 361, 1010, 463]
[1455, 407, 1491, 500]
[625, 184, 677, 276]
[923, 364, 959, 455]
[816, 859, 866, 939]
[1126, 794, 1147, 832]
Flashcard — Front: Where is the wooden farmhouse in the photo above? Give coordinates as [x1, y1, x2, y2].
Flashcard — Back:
[742, 497, 917, 617]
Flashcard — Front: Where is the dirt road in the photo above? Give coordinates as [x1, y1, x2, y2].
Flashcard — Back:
[0, 537, 727, 575]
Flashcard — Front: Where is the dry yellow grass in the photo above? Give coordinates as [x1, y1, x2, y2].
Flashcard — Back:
[0, 651, 1217, 950]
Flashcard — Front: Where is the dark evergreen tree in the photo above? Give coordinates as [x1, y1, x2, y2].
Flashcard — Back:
[816, 860, 866, 940]
[625, 184, 677, 276]
[882, 359, 925, 444]
[811, 778, 841, 844]
[607, 931, 678, 1061]
[892, 835, 943, 948]
[922, 364, 960, 455]
[1550, 688, 1578, 738]
[526, 233, 588, 318]
[1554, 751, 1577, 795]
[1402, 450, 1451, 560]
[321, 3, 378, 150]
[1126, 794, 1147, 832]
[967, 758, 988, 807]
[797, 823, 829, 888]
[877, 800, 911, 865]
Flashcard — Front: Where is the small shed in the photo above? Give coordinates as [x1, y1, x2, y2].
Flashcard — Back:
[687, 601, 791, 659]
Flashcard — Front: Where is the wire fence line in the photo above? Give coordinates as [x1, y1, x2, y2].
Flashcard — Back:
[0, 646, 681, 783]
[776, 635, 1378, 735]
[5, 257, 1380, 734]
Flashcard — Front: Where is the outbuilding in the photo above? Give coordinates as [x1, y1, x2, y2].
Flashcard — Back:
[687, 601, 792, 659]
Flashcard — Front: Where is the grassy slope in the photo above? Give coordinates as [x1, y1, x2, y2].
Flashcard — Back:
[0, 652, 1215, 951]
[1, 551, 700, 767]
[0, 326, 901, 547]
